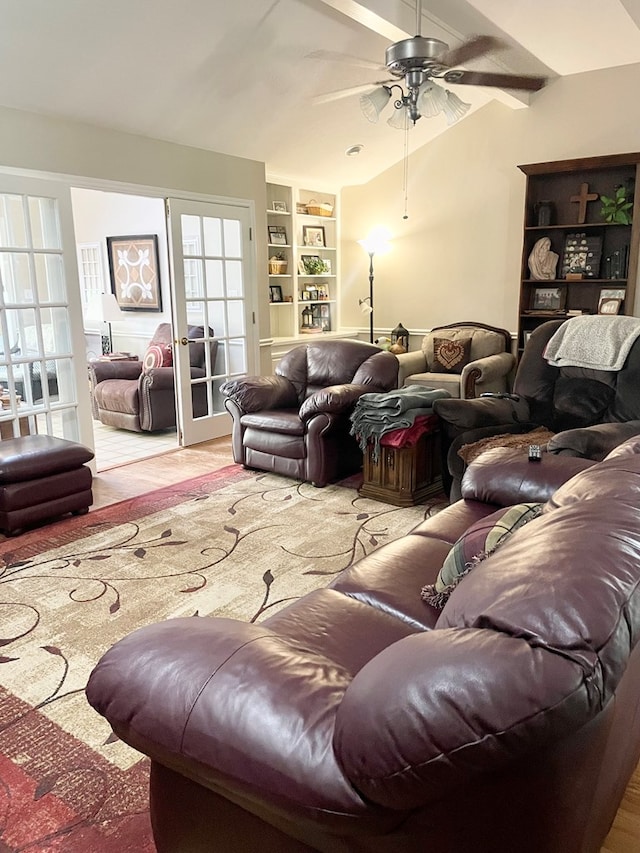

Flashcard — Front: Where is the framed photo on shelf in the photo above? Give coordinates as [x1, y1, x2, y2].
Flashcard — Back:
[598, 288, 625, 313]
[523, 329, 534, 348]
[268, 225, 287, 245]
[531, 286, 566, 311]
[598, 297, 623, 315]
[302, 225, 326, 248]
[106, 234, 162, 311]
[269, 284, 283, 303]
[272, 201, 287, 213]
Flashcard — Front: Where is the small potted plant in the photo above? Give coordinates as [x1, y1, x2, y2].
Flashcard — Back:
[302, 257, 328, 275]
[269, 253, 288, 275]
[600, 186, 633, 224]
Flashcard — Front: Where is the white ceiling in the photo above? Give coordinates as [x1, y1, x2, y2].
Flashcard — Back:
[2, 0, 640, 188]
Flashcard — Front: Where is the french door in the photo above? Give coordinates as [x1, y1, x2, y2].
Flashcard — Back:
[166, 197, 254, 445]
[0, 174, 92, 447]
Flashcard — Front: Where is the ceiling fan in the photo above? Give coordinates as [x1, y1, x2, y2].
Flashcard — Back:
[311, 0, 547, 127]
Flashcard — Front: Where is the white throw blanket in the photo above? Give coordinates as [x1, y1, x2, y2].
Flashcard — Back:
[543, 315, 640, 371]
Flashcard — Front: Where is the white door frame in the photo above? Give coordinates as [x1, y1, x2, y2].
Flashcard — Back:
[0, 166, 260, 448]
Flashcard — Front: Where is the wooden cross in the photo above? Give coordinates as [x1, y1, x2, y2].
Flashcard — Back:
[570, 182, 598, 224]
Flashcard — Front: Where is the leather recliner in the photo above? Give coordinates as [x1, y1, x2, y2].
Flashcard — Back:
[89, 323, 218, 433]
[221, 339, 399, 487]
[433, 317, 640, 500]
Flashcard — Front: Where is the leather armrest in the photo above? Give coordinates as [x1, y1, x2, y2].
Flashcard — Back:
[299, 384, 370, 420]
[460, 446, 596, 505]
[547, 420, 640, 461]
[433, 395, 531, 431]
[89, 361, 142, 383]
[221, 375, 298, 413]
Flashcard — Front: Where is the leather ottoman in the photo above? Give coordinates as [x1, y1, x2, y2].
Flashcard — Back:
[0, 435, 94, 535]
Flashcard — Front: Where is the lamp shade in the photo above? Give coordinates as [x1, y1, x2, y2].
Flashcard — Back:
[418, 81, 448, 117]
[358, 226, 392, 256]
[387, 104, 408, 129]
[360, 86, 391, 123]
[100, 292, 121, 322]
[442, 89, 471, 125]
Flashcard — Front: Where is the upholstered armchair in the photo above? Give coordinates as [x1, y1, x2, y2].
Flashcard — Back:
[396, 321, 514, 398]
[433, 317, 640, 500]
[221, 339, 399, 487]
[89, 323, 217, 433]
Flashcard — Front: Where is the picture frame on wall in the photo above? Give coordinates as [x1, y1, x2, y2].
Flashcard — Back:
[106, 234, 162, 312]
[531, 286, 566, 312]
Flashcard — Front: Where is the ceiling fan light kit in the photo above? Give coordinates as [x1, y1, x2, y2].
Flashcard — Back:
[314, 1, 546, 129]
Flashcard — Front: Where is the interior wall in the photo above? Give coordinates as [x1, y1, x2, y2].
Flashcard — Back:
[72, 188, 169, 356]
[340, 61, 640, 340]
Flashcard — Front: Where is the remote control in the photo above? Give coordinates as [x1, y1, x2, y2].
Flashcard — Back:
[528, 444, 542, 462]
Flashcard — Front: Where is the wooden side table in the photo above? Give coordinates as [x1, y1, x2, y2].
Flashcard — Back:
[359, 420, 442, 507]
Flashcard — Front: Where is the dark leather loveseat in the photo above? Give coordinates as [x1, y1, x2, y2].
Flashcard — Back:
[86, 436, 640, 852]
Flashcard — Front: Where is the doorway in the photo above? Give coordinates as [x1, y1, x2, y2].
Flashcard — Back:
[71, 186, 256, 470]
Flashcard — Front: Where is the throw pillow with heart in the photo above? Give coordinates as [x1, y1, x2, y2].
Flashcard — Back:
[431, 337, 472, 374]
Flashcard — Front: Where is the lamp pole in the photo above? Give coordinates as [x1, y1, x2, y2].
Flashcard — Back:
[367, 251, 375, 343]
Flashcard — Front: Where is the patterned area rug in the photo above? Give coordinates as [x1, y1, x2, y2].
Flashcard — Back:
[0, 464, 446, 851]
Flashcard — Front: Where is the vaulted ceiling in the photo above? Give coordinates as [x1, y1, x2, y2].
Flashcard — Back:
[2, 0, 640, 188]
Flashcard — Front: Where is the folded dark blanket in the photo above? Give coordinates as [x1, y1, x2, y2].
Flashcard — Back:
[350, 386, 451, 460]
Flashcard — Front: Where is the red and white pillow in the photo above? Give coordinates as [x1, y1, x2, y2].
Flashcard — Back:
[143, 343, 173, 372]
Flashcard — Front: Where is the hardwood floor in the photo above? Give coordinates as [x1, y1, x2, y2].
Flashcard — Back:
[91, 435, 234, 509]
[89, 437, 640, 852]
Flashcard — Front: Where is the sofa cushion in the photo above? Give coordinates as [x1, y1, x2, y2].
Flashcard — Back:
[430, 337, 471, 374]
[421, 502, 543, 608]
[143, 343, 173, 372]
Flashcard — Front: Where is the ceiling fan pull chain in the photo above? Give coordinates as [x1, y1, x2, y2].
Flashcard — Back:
[402, 121, 410, 220]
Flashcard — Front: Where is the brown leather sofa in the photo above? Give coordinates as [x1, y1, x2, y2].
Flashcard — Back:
[86, 436, 640, 853]
[89, 324, 217, 432]
[221, 339, 399, 486]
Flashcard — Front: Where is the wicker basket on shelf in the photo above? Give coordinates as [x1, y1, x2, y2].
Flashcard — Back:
[306, 199, 334, 217]
[269, 258, 288, 275]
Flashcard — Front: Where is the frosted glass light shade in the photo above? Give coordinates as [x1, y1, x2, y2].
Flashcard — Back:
[418, 82, 448, 117]
[360, 86, 391, 123]
[442, 89, 471, 125]
[387, 105, 408, 129]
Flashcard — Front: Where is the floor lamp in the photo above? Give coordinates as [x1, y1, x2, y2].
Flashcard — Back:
[357, 227, 391, 343]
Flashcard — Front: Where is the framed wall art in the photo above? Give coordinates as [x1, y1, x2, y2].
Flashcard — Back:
[107, 234, 162, 312]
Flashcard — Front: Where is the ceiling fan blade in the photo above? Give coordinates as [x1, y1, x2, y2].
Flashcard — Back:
[312, 80, 393, 105]
[306, 49, 387, 73]
[440, 35, 503, 68]
[443, 69, 547, 91]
